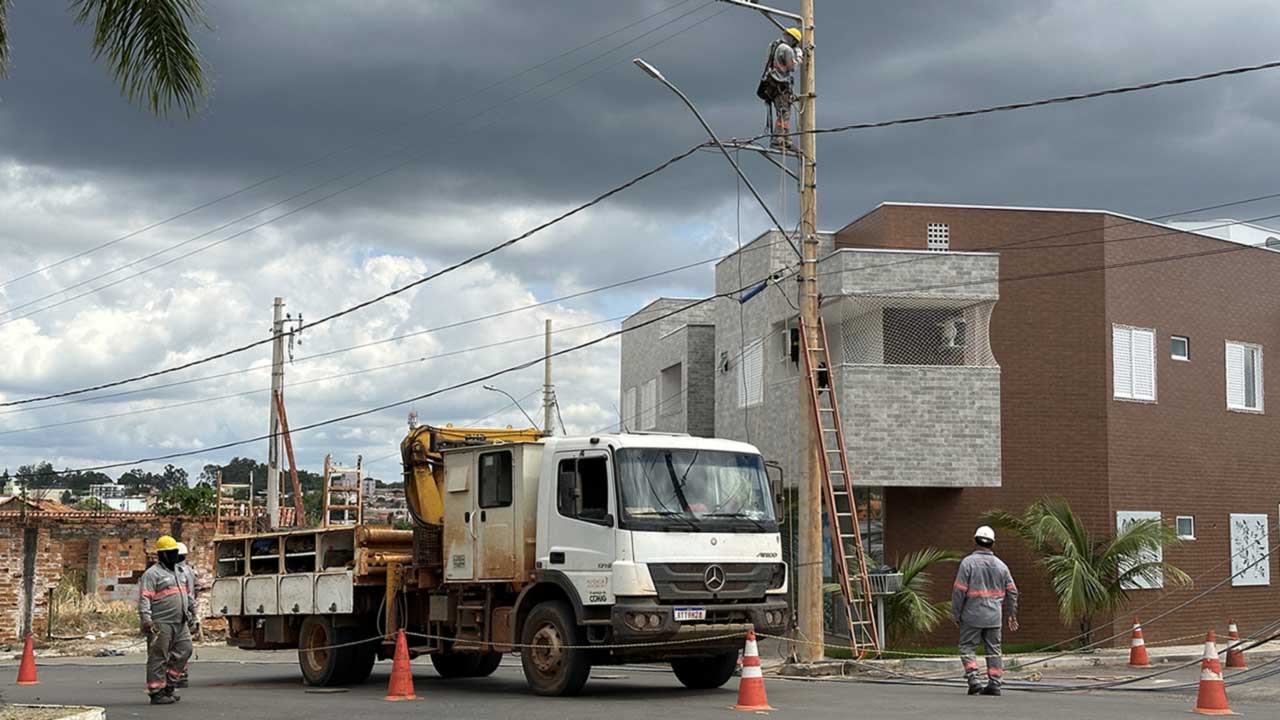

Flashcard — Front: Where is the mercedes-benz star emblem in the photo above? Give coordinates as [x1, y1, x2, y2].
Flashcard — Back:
[704, 564, 726, 593]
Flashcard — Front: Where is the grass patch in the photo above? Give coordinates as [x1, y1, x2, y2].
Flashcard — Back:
[50, 572, 137, 637]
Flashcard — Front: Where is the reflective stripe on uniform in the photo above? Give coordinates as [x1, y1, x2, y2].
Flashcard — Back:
[966, 589, 1006, 598]
[142, 586, 183, 600]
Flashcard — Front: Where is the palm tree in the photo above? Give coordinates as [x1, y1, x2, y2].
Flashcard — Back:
[983, 499, 1190, 646]
[885, 547, 963, 644]
[0, 0, 208, 116]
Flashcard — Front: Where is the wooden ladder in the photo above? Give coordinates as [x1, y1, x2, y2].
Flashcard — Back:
[799, 317, 880, 658]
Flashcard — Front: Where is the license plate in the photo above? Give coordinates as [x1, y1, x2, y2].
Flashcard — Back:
[673, 607, 706, 622]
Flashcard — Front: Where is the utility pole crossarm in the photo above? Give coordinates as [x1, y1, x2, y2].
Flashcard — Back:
[717, 0, 803, 22]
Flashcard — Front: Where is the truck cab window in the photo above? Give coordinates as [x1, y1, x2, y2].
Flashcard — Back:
[478, 451, 512, 508]
[556, 456, 610, 522]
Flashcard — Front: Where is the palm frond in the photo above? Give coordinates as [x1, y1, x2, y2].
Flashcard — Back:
[71, 0, 208, 117]
[885, 547, 962, 642]
[0, 0, 11, 77]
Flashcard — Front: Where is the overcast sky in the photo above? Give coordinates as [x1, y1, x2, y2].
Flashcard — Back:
[2, 0, 1279, 482]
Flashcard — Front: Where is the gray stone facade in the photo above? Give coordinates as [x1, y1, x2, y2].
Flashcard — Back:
[618, 298, 715, 436]
[619, 229, 1003, 490]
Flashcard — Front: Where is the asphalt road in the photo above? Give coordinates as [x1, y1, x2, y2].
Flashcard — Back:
[5, 652, 1279, 719]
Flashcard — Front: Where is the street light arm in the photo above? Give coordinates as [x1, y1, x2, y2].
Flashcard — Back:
[481, 385, 539, 430]
[632, 58, 800, 260]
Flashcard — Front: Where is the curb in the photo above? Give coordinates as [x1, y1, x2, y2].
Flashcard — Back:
[6, 706, 105, 720]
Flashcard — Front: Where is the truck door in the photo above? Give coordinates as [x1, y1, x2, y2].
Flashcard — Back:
[547, 451, 616, 606]
[475, 449, 516, 580]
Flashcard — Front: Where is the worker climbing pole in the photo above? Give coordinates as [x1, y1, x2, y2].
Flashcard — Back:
[756, 26, 803, 152]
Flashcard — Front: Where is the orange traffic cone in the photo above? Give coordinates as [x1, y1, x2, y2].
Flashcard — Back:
[1225, 620, 1248, 670]
[1193, 630, 1234, 715]
[1127, 616, 1151, 668]
[733, 628, 772, 712]
[384, 629, 418, 701]
[16, 634, 38, 685]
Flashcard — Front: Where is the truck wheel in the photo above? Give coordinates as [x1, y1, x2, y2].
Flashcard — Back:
[472, 651, 504, 677]
[671, 652, 738, 689]
[520, 601, 590, 696]
[338, 623, 378, 685]
[299, 616, 347, 687]
[430, 650, 482, 678]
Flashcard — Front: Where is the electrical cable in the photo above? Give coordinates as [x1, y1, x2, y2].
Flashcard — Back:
[0, 141, 708, 407]
[0, 0, 700, 290]
[0, 2, 719, 326]
[0, 239, 789, 417]
[0, 316, 624, 435]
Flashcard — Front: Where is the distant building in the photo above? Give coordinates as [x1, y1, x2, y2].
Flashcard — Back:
[1168, 219, 1280, 249]
[89, 483, 127, 500]
[104, 498, 149, 512]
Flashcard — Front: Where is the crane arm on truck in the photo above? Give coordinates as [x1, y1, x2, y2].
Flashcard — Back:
[400, 424, 543, 525]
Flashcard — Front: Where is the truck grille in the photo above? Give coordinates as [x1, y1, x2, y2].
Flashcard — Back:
[648, 563, 775, 603]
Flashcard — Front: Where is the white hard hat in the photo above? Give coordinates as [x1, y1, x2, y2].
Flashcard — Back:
[974, 526, 996, 543]
[177, 542, 189, 555]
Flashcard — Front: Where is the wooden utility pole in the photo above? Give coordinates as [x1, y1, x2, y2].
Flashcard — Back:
[543, 319, 554, 434]
[795, 0, 823, 662]
[266, 297, 285, 529]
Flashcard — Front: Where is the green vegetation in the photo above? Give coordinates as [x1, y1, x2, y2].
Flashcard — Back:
[983, 498, 1189, 646]
[884, 547, 963, 644]
[153, 483, 216, 516]
[0, 0, 209, 116]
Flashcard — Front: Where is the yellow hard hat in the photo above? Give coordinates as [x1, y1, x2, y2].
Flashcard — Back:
[785, 27, 802, 43]
[155, 535, 179, 552]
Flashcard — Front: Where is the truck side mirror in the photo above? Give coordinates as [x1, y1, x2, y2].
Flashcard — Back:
[763, 461, 784, 522]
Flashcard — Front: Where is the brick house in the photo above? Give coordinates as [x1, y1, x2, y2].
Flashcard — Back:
[840, 202, 1280, 645]
[618, 201, 1280, 646]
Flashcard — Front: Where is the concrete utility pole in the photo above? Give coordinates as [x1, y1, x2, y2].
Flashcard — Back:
[795, 0, 823, 662]
[543, 319, 554, 434]
[267, 297, 285, 529]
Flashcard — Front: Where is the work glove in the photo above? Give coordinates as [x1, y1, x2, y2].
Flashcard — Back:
[141, 620, 155, 637]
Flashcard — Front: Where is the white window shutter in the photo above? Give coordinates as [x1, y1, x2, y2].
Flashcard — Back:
[738, 339, 764, 407]
[641, 379, 657, 429]
[1226, 343, 1246, 408]
[622, 387, 636, 430]
[1131, 328, 1156, 401]
[1113, 325, 1133, 399]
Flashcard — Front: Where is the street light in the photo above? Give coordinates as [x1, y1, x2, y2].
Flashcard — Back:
[482, 384, 540, 431]
[632, 58, 795, 255]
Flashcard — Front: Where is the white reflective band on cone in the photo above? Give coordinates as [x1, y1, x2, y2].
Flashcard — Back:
[1228, 624, 1238, 633]
[1132, 637, 1145, 646]
[1201, 667, 1223, 682]
[1203, 641, 1216, 658]
[741, 666, 763, 679]
[744, 640, 759, 656]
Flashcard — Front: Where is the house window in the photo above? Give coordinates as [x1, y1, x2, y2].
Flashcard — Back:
[1116, 510, 1164, 589]
[478, 451, 512, 509]
[621, 387, 636, 431]
[659, 363, 682, 416]
[1171, 336, 1190, 361]
[1175, 516, 1196, 540]
[640, 378, 658, 429]
[927, 223, 949, 251]
[737, 339, 764, 408]
[556, 456, 610, 523]
[1226, 341, 1263, 412]
[1113, 324, 1156, 402]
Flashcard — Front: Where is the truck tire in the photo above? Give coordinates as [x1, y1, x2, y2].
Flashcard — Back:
[520, 601, 591, 696]
[472, 651, 504, 677]
[299, 616, 348, 687]
[671, 652, 738, 689]
[430, 650, 482, 678]
[338, 622, 378, 685]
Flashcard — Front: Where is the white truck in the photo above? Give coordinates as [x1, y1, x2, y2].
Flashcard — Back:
[210, 427, 788, 696]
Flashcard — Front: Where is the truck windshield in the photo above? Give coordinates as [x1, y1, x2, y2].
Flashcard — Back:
[615, 448, 776, 532]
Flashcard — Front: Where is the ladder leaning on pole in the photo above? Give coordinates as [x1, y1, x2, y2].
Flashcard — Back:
[799, 317, 880, 658]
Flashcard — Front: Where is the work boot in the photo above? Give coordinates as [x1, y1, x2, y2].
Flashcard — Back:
[770, 135, 796, 153]
[150, 694, 178, 705]
[967, 682, 983, 695]
[980, 683, 1002, 696]
[174, 678, 189, 688]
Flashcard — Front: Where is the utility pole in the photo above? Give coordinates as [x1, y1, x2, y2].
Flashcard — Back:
[266, 297, 285, 529]
[543, 319, 554, 434]
[795, 0, 823, 662]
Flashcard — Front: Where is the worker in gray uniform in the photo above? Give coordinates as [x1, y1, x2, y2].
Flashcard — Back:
[952, 525, 1019, 696]
[139, 535, 193, 704]
[175, 542, 196, 688]
[755, 27, 803, 152]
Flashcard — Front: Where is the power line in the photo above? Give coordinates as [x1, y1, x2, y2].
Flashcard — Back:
[759, 58, 1280, 143]
[0, 1, 718, 326]
[0, 141, 707, 408]
[0, 317, 624, 436]
[0, 239, 791, 416]
[0, 0, 700, 290]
